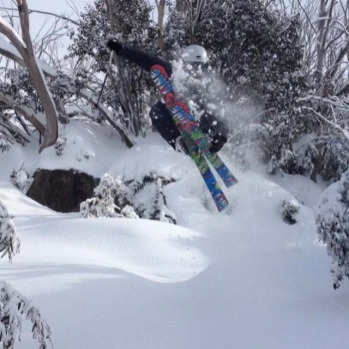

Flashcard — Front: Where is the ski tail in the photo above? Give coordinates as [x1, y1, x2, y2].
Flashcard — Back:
[182, 134, 229, 211]
[204, 151, 238, 188]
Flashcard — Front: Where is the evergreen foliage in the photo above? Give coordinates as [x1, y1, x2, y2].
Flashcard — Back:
[10, 164, 32, 193]
[316, 169, 349, 289]
[280, 199, 300, 225]
[166, 0, 306, 167]
[80, 172, 176, 224]
[0, 200, 20, 262]
[296, 132, 349, 183]
[69, 0, 155, 64]
[0, 282, 51, 349]
[68, 0, 157, 136]
[80, 173, 136, 218]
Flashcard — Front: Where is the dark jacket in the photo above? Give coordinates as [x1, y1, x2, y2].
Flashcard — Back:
[118, 45, 228, 151]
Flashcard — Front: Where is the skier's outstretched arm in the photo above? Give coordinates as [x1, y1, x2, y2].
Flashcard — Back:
[107, 39, 172, 76]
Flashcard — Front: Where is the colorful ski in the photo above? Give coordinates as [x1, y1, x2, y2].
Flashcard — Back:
[181, 132, 229, 211]
[204, 151, 238, 188]
[150, 64, 237, 211]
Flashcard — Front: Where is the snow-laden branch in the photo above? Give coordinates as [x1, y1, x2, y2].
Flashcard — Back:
[0, 200, 20, 261]
[0, 1, 60, 153]
[0, 35, 56, 76]
[0, 281, 52, 349]
[0, 9, 134, 147]
[336, 77, 349, 96]
[0, 92, 46, 135]
[79, 88, 134, 148]
[0, 17, 26, 49]
[302, 106, 349, 139]
[297, 94, 349, 110]
[0, 6, 80, 26]
[325, 40, 349, 81]
[0, 36, 133, 147]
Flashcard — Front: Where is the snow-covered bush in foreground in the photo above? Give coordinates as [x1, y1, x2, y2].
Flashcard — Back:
[80, 173, 176, 224]
[280, 199, 300, 225]
[54, 136, 67, 156]
[0, 138, 11, 152]
[316, 169, 349, 289]
[10, 165, 32, 194]
[0, 201, 49, 349]
[0, 200, 20, 261]
[122, 172, 177, 224]
[0, 282, 51, 349]
[80, 174, 134, 218]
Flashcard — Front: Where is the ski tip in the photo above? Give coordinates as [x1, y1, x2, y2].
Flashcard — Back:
[216, 197, 229, 212]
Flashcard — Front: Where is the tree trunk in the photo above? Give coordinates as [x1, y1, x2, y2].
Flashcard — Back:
[0, 0, 59, 152]
[0, 40, 134, 148]
[16, 0, 59, 152]
[155, 0, 166, 52]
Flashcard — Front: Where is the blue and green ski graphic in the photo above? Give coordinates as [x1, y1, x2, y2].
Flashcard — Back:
[150, 64, 238, 211]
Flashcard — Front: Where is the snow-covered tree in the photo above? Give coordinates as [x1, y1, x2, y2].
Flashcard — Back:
[291, 0, 349, 183]
[69, 0, 157, 137]
[10, 164, 32, 193]
[80, 173, 137, 218]
[80, 172, 176, 223]
[316, 169, 349, 289]
[280, 199, 300, 225]
[0, 0, 59, 153]
[0, 281, 51, 349]
[0, 1, 136, 152]
[167, 0, 305, 108]
[166, 0, 306, 167]
[0, 200, 20, 262]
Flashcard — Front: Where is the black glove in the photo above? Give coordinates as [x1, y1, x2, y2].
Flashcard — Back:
[209, 134, 227, 153]
[107, 38, 123, 54]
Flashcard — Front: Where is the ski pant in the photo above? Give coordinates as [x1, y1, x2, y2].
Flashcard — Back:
[149, 100, 228, 150]
[149, 101, 181, 148]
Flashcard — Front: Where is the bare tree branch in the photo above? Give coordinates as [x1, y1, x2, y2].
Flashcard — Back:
[0, 6, 79, 25]
[303, 106, 349, 139]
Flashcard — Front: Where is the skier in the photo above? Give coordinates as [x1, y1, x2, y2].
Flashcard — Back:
[106, 39, 228, 153]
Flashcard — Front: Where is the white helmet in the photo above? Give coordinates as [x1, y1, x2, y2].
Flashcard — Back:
[182, 45, 209, 64]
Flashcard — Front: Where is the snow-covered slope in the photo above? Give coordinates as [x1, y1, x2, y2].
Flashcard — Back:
[0, 121, 348, 349]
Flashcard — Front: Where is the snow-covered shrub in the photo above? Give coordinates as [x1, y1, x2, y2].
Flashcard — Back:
[280, 199, 300, 225]
[227, 123, 272, 171]
[316, 170, 349, 289]
[80, 172, 177, 223]
[127, 173, 177, 224]
[0, 281, 51, 349]
[120, 205, 139, 219]
[279, 150, 298, 175]
[10, 165, 32, 193]
[149, 177, 176, 224]
[295, 134, 349, 183]
[321, 136, 349, 183]
[68, 0, 156, 137]
[267, 156, 281, 175]
[80, 174, 127, 218]
[0, 138, 11, 152]
[297, 142, 318, 178]
[0, 200, 20, 261]
[54, 136, 66, 156]
[268, 149, 298, 176]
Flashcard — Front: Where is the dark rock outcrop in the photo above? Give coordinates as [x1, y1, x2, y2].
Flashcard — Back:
[27, 169, 98, 213]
